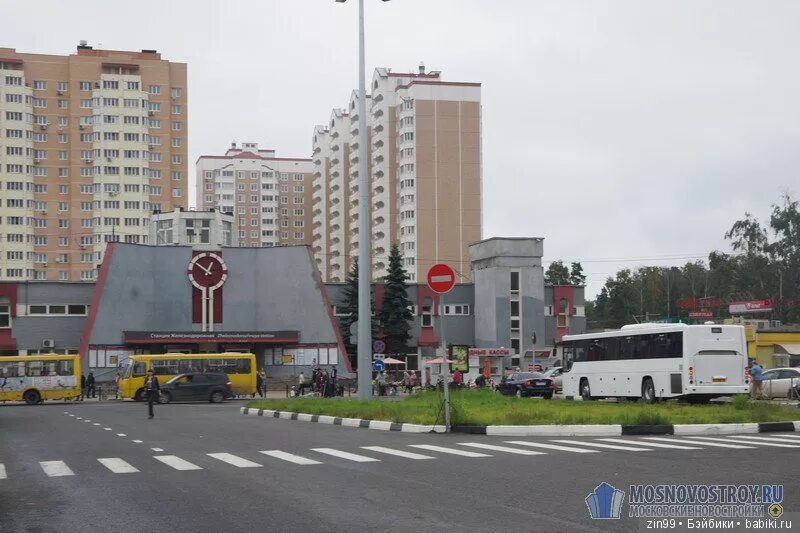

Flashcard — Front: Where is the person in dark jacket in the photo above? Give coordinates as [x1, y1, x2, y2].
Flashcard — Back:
[80, 373, 86, 401]
[143, 369, 160, 419]
[86, 371, 96, 398]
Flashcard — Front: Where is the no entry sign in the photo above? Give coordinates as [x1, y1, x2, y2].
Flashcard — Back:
[427, 263, 456, 294]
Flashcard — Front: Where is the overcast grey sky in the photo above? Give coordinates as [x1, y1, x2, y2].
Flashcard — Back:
[3, 0, 798, 297]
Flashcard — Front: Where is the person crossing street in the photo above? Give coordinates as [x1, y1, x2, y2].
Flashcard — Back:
[143, 369, 160, 419]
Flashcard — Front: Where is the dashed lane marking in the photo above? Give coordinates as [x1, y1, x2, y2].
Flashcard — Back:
[40, 461, 75, 477]
[259, 450, 322, 465]
[596, 438, 701, 450]
[643, 437, 754, 449]
[311, 448, 380, 463]
[98, 458, 139, 474]
[207, 453, 263, 468]
[153, 455, 202, 471]
[457, 442, 545, 455]
[504, 441, 600, 453]
[360, 446, 435, 460]
[550, 440, 652, 452]
[409, 444, 491, 458]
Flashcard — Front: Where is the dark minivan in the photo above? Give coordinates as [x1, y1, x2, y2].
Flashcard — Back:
[159, 373, 232, 404]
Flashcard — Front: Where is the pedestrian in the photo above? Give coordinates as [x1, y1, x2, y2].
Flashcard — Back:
[750, 361, 764, 400]
[403, 371, 411, 394]
[255, 371, 264, 398]
[475, 373, 486, 388]
[258, 369, 267, 398]
[453, 368, 463, 387]
[86, 371, 96, 398]
[114, 372, 121, 399]
[376, 371, 387, 396]
[298, 371, 306, 396]
[80, 373, 86, 401]
[143, 369, 159, 419]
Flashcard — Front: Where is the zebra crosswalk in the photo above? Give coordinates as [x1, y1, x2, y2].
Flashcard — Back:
[1, 433, 797, 481]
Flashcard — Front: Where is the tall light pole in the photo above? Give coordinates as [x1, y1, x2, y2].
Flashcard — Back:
[336, 0, 388, 399]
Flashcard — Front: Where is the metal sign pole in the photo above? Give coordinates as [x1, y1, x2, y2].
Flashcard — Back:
[441, 292, 450, 432]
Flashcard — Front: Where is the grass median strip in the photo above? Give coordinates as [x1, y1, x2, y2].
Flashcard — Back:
[246, 389, 800, 426]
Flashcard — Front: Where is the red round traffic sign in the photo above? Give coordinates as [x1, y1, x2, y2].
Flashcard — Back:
[427, 263, 456, 294]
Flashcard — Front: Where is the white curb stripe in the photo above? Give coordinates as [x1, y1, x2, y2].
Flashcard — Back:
[153, 455, 202, 471]
[674, 423, 758, 435]
[458, 442, 544, 455]
[368, 420, 393, 431]
[311, 448, 380, 463]
[486, 424, 622, 437]
[644, 437, 754, 449]
[409, 444, 491, 457]
[260, 450, 322, 465]
[98, 458, 139, 474]
[597, 438, 701, 450]
[40, 461, 75, 477]
[0, 464, 6, 479]
[686, 436, 800, 448]
[297, 413, 313, 422]
[551, 440, 652, 451]
[361, 446, 435, 460]
[207, 453, 262, 468]
[504, 441, 600, 453]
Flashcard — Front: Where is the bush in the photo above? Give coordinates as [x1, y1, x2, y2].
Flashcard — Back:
[732, 394, 750, 411]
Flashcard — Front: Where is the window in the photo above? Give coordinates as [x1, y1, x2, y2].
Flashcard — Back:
[171, 121, 182, 131]
[172, 138, 181, 148]
[33, 80, 46, 90]
[148, 85, 161, 95]
[171, 105, 181, 114]
[79, 81, 92, 91]
[28, 305, 88, 316]
[508, 272, 521, 294]
[171, 87, 182, 98]
[172, 188, 182, 197]
[443, 304, 471, 316]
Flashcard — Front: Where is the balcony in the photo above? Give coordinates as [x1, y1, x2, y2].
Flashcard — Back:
[373, 123, 384, 133]
[373, 185, 384, 195]
[374, 139, 384, 148]
[374, 200, 385, 210]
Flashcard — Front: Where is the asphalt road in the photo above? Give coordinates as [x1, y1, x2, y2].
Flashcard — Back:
[1, 400, 798, 533]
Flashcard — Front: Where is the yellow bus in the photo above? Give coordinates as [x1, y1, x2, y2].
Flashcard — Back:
[118, 353, 257, 401]
[0, 354, 81, 404]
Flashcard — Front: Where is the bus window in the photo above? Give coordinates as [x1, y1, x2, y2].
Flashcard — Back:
[152, 359, 178, 375]
[574, 340, 588, 362]
[25, 360, 44, 377]
[56, 360, 73, 376]
[132, 362, 146, 377]
[620, 336, 635, 360]
[636, 335, 651, 359]
[588, 339, 606, 361]
[235, 359, 251, 374]
[563, 342, 574, 371]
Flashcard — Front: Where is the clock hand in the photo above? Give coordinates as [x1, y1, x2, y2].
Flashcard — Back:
[198, 262, 212, 275]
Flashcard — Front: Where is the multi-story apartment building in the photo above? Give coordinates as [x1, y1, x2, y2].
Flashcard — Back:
[0, 43, 188, 282]
[312, 64, 482, 283]
[196, 143, 313, 247]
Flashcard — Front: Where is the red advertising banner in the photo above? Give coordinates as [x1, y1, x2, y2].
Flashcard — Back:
[728, 300, 773, 314]
[676, 297, 721, 310]
[688, 311, 714, 318]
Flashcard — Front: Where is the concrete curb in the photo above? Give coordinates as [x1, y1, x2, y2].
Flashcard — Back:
[240, 407, 800, 436]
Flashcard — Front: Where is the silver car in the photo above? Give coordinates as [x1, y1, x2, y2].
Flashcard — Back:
[541, 367, 564, 393]
[756, 367, 800, 399]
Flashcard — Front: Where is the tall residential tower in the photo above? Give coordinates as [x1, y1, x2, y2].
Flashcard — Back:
[0, 43, 188, 281]
[312, 65, 481, 282]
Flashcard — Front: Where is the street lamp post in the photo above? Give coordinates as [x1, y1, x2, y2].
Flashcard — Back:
[337, 0, 389, 399]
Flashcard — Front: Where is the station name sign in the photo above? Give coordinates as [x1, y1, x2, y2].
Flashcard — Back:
[468, 348, 511, 357]
[123, 331, 299, 344]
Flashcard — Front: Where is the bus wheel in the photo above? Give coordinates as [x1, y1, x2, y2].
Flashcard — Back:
[580, 379, 592, 401]
[23, 390, 41, 405]
[641, 378, 656, 403]
[134, 389, 146, 402]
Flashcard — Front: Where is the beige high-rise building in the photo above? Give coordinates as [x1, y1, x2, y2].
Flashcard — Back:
[312, 65, 482, 283]
[196, 142, 313, 248]
[0, 43, 188, 282]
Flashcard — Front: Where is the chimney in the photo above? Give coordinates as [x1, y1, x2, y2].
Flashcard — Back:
[418, 62, 425, 75]
[231, 141, 237, 149]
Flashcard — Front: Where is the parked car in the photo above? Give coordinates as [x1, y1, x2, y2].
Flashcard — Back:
[496, 372, 555, 399]
[541, 367, 564, 393]
[159, 373, 233, 404]
[756, 367, 800, 399]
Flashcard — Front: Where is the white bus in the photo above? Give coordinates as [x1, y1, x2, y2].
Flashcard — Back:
[561, 323, 750, 403]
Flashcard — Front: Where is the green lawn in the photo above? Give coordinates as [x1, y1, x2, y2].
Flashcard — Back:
[246, 390, 800, 426]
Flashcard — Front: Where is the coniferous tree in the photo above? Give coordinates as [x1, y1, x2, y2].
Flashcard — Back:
[379, 244, 414, 356]
[339, 258, 378, 367]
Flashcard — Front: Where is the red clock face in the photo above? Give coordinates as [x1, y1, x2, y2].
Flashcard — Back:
[187, 253, 228, 290]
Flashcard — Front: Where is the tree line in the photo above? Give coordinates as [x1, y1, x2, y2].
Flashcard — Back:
[586, 194, 800, 329]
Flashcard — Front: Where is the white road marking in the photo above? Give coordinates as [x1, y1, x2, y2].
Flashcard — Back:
[116, 433, 127, 437]
[597, 438, 701, 450]
[151, 448, 164, 452]
[505, 441, 600, 453]
[103, 428, 112, 431]
[97, 458, 139, 474]
[63, 411, 69, 414]
[259, 450, 322, 465]
[724, 435, 800, 445]
[92, 423, 100, 426]
[550, 440, 652, 451]
[768, 433, 800, 439]
[40, 461, 75, 477]
[0, 464, 6, 479]
[409, 444, 491, 457]
[132, 440, 143, 444]
[76, 417, 82, 420]
[361, 446, 435, 460]
[69, 414, 75, 417]
[84, 419, 91, 423]
[207, 453, 263, 468]
[153, 455, 202, 471]
[457, 442, 545, 455]
[693, 436, 800, 448]
[311, 448, 380, 463]
[643, 437, 754, 449]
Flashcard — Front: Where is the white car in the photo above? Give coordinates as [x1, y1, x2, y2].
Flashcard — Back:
[541, 367, 564, 393]
[757, 367, 800, 399]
